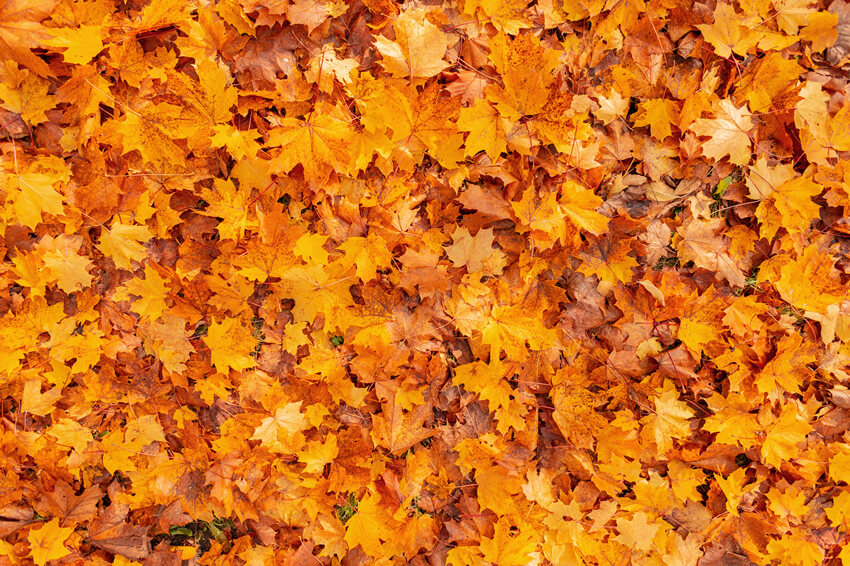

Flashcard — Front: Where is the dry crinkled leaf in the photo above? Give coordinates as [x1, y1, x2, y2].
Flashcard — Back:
[88, 503, 151, 560]
[35, 481, 102, 524]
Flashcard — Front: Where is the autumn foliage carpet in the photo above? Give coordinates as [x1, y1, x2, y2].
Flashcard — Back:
[2, 0, 850, 564]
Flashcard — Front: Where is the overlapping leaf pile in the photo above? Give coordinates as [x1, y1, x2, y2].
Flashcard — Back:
[2, 0, 850, 563]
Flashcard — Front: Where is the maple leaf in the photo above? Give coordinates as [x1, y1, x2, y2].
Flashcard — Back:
[594, 89, 629, 125]
[479, 517, 536, 565]
[445, 227, 506, 275]
[0, 0, 57, 75]
[266, 101, 354, 186]
[299, 435, 339, 474]
[287, 0, 342, 33]
[0, 66, 57, 125]
[644, 381, 694, 453]
[579, 234, 638, 285]
[374, 7, 450, 79]
[27, 518, 74, 566]
[337, 234, 393, 282]
[634, 99, 679, 140]
[2, 166, 65, 229]
[486, 32, 559, 120]
[86, 503, 151, 560]
[753, 167, 823, 240]
[675, 213, 747, 288]
[383, 82, 465, 169]
[465, 0, 531, 34]
[113, 103, 196, 167]
[112, 264, 169, 319]
[736, 52, 803, 113]
[204, 317, 257, 373]
[343, 492, 397, 556]
[199, 177, 253, 241]
[690, 98, 754, 165]
[481, 303, 558, 361]
[370, 394, 433, 455]
[760, 403, 813, 468]
[138, 314, 193, 374]
[166, 58, 237, 126]
[457, 98, 508, 160]
[44, 24, 104, 65]
[35, 481, 102, 524]
[251, 402, 310, 452]
[97, 221, 153, 270]
[454, 359, 527, 433]
[21, 379, 63, 416]
[614, 511, 660, 552]
[37, 234, 93, 293]
[697, 3, 759, 59]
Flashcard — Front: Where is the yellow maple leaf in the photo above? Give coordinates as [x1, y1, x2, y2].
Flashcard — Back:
[690, 98, 753, 165]
[479, 517, 536, 566]
[266, 102, 353, 186]
[251, 402, 310, 452]
[293, 233, 330, 265]
[445, 227, 505, 275]
[736, 52, 803, 113]
[370, 395, 433, 455]
[3, 169, 65, 229]
[28, 518, 74, 566]
[298, 435, 339, 474]
[337, 234, 393, 282]
[634, 98, 679, 140]
[766, 532, 824, 566]
[594, 89, 629, 125]
[464, 0, 530, 34]
[482, 303, 558, 361]
[454, 359, 526, 433]
[760, 403, 812, 468]
[203, 317, 257, 373]
[138, 314, 193, 374]
[199, 178, 253, 242]
[112, 264, 169, 320]
[374, 7, 450, 79]
[44, 24, 104, 64]
[696, 3, 759, 59]
[21, 379, 63, 417]
[715, 467, 750, 516]
[645, 381, 693, 453]
[0, 67, 57, 124]
[457, 98, 507, 160]
[614, 511, 660, 553]
[113, 103, 195, 167]
[826, 489, 850, 526]
[486, 32, 559, 120]
[560, 180, 609, 235]
[755, 169, 822, 240]
[38, 234, 93, 293]
[98, 221, 153, 270]
[343, 492, 397, 556]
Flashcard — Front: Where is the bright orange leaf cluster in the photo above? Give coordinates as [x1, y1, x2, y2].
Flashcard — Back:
[1, 0, 850, 564]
